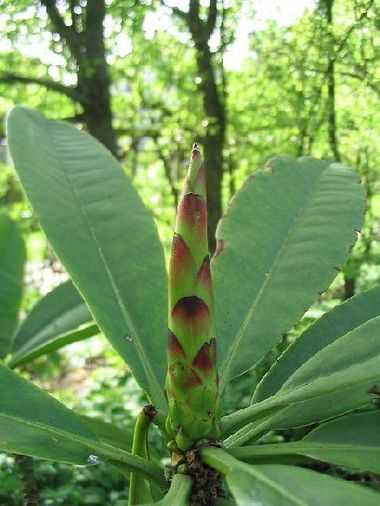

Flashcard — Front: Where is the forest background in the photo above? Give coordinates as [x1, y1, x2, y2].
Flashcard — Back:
[0, 0, 379, 503]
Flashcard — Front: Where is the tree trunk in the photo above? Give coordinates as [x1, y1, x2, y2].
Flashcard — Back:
[189, 16, 225, 252]
[78, 0, 118, 157]
[324, 0, 341, 162]
[324, 0, 356, 300]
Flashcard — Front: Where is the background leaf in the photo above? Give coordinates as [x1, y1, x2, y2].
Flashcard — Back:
[7, 107, 168, 408]
[212, 156, 365, 388]
[0, 212, 25, 358]
[255, 287, 380, 402]
[9, 280, 96, 367]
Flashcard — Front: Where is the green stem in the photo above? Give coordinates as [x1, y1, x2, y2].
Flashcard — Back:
[14, 454, 40, 506]
[129, 406, 156, 505]
[223, 413, 275, 448]
[199, 447, 237, 475]
[221, 404, 278, 437]
[152, 409, 168, 436]
[229, 443, 318, 466]
[161, 474, 193, 504]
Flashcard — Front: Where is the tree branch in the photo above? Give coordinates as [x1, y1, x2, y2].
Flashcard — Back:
[40, 0, 82, 60]
[157, 0, 188, 20]
[333, 0, 374, 58]
[0, 72, 86, 103]
[337, 70, 380, 95]
[206, 0, 218, 38]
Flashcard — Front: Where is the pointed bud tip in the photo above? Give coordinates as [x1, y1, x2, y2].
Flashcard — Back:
[191, 142, 202, 159]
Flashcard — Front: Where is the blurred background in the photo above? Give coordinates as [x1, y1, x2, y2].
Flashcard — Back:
[0, 0, 379, 503]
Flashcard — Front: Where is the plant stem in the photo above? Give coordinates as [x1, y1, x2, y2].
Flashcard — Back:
[199, 447, 237, 475]
[162, 474, 193, 503]
[128, 406, 155, 505]
[220, 398, 284, 438]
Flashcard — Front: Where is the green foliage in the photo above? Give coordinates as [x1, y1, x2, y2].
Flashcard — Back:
[212, 156, 365, 388]
[202, 448, 380, 506]
[7, 106, 168, 410]
[0, 212, 25, 358]
[9, 280, 95, 367]
[3, 107, 380, 505]
[254, 286, 380, 401]
[230, 411, 380, 474]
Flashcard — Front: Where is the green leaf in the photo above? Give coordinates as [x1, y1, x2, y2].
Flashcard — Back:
[0, 364, 165, 485]
[80, 415, 133, 453]
[201, 448, 380, 506]
[0, 212, 25, 358]
[222, 316, 380, 438]
[0, 362, 103, 465]
[7, 106, 167, 409]
[212, 156, 365, 388]
[255, 287, 380, 402]
[9, 280, 96, 367]
[229, 411, 380, 474]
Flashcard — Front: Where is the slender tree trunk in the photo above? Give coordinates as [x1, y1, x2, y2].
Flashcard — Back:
[78, 0, 118, 156]
[188, 9, 225, 252]
[14, 454, 40, 506]
[324, 0, 356, 299]
[325, 0, 341, 162]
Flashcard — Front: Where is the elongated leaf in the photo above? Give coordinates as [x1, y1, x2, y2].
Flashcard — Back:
[0, 212, 25, 358]
[201, 449, 380, 506]
[80, 415, 133, 453]
[230, 411, 380, 474]
[9, 280, 96, 367]
[255, 287, 380, 402]
[222, 316, 380, 437]
[10, 323, 98, 368]
[0, 364, 165, 485]
[7, 107, 167, 408]
[212, 156, 365, 388]
[0, 362, 102, 465]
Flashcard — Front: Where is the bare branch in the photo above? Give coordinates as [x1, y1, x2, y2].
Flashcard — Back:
[206, 0, 218, 38]
[333, 0, 375, 58]
[0, 72, 85, 103]
[337, 70, 380, 95]
[157, 0, 188, 20]
[40, 0, 82, 60]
